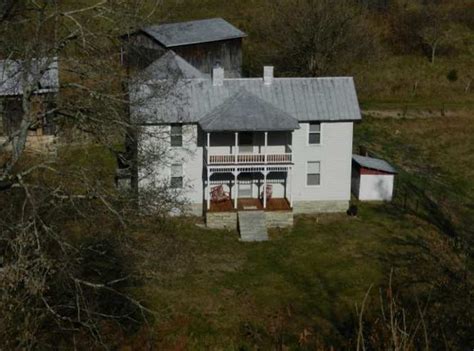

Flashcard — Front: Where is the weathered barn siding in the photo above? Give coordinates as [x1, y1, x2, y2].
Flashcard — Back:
[0, 94, 56, 137]
[124, 33, 166, 70]
[125, 33, 242, 77]
[172, 38, 243, 78]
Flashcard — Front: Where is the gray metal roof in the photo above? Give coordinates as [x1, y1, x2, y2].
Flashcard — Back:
[142, 18, 246, 48]
[130, 77, 361, 124]
[0, 57, 59, 96]
[199, 89, 300, 131]
[137, 51, 209, 80]
[352, 154, 397, 174]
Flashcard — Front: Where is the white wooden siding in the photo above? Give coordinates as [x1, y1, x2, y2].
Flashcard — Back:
[291, 122, 353, 202]
[358, 174, 394, 201]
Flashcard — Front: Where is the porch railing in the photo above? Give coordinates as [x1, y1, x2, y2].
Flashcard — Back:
[208, 153, 292, 165]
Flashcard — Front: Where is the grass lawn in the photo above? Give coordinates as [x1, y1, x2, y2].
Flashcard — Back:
[117, 111, 474, 349]
[124, 203, 455, 350]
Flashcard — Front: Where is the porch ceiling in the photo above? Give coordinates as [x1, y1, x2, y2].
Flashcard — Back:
[199, 89, 300, 132]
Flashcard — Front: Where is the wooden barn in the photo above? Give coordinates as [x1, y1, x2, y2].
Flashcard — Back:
[122, 18, 246, 77]
[351, 154, 397, 201]
[0, 57, 59, 144]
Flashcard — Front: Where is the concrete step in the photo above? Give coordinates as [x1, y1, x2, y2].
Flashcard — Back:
[238, 211, 268, 242]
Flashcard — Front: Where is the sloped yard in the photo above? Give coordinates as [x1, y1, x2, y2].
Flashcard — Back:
[123, 202, 462, 349]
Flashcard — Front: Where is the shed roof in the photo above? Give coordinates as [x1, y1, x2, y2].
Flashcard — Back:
[199, 89, 300, 131]
[352, 154, 397, 174]
[142, 18, 246, 48]
[130, 77, 361, 124]
[137, 51, 209, 80]
[0, 57, 59, 96]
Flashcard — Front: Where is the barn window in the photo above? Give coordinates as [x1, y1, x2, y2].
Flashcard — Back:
[170, 124, 183, 147]
[308, 122, 321, 144]
[307, 161, 321, 186]
[170, 164, 183, 188]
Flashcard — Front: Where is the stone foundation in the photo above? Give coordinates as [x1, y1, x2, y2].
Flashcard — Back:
[187, 203, 203, 216]
[206, 211, 237, 230]
[293, 200, 349, 214]
[265, 211, 293, 228]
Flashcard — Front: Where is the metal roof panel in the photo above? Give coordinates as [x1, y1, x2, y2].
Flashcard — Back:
[142, 18, 246, 48]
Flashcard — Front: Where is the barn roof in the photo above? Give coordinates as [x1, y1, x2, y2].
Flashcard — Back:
[352, 154, 397, 174]
[0, 57, 59, 96]
[137, 51, 209, 80]
[130, 77, 361, 124]
[199, 89, 300, 131]
[142, 18, 246, 48]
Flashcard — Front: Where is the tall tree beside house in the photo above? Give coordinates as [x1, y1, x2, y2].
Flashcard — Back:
[0, 1, 184, 348]
[247, 0, 380, 76]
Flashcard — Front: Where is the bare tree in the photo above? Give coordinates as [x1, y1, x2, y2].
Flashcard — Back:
[0, 0, 189, 348]
[252, 0, 380, 76]
[418, 4, 453, 64]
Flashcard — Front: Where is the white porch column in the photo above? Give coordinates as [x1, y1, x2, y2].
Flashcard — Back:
[263, 169, 268, 209]
[207, 132, 210, 164]
[264, 131, 268, 163]
[289, 167, 294, 208]
[207, 169, 211, 210]
[233, 171, 238, 209]
[234, 132, 238, 163]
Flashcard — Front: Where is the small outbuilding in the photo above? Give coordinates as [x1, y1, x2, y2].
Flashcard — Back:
[351, 154, 397, 201]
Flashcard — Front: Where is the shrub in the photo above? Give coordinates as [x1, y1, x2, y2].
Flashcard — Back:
[447, 69, 458, 82]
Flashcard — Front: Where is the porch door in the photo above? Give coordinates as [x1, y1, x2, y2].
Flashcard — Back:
[238, 174, 253, 198]
[239, 132, 253, 154]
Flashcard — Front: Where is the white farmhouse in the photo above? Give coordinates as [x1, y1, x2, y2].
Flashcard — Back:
[126, 19, 362, 238]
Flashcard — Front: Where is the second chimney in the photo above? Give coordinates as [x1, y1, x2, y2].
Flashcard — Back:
[264, 66, 274, 85]
[212, 65, 224, 86]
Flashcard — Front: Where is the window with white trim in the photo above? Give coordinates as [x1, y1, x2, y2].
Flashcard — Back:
[307, 161, 321, 186]
[308, 122, 321, 144]
[170, 124, 183, 147]
[170, 164, 183, 188]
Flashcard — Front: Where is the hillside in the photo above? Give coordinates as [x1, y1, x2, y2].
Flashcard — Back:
[1, 1, 473, 349]
[151, 0, 474, 108]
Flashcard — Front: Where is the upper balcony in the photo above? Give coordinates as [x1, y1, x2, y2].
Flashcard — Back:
[204, 130, 293, 166]
[207, 150, 292, 165]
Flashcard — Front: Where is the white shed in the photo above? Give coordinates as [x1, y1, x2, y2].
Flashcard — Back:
[351, 155, 397, 201]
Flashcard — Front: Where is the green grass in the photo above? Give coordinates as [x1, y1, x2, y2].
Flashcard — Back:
[353, 55, 474, 107]
[117, 111, 474, 349]
[123, 204, 455, 349]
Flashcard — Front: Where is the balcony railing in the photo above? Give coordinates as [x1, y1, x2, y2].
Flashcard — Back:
[207, 153, 292, 165]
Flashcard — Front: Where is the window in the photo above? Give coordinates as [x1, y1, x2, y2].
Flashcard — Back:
[239, 132, 253, 146]
[170, 164, 183, 188]
[307, 161, 321, 186]
[238, 132, 253, 153]
[308, 122, 321, 144]
[170, 124, 183, 147]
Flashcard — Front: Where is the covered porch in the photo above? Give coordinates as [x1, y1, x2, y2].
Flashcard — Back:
[205, 166, 294, 212]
